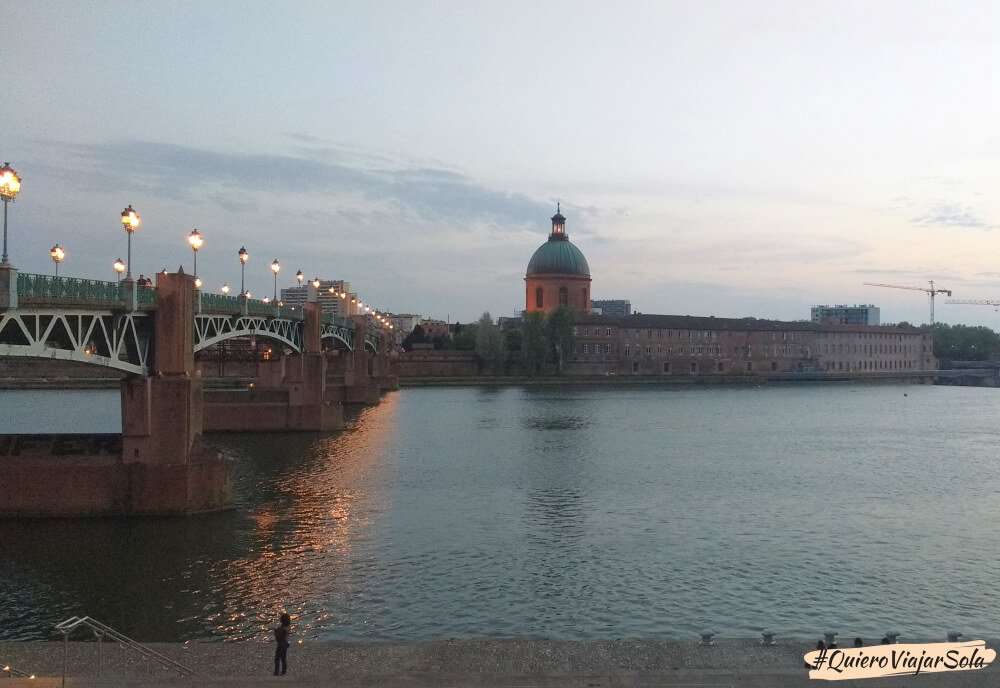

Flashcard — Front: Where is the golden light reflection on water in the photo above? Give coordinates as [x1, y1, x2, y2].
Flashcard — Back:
[206, 393, 400, 640]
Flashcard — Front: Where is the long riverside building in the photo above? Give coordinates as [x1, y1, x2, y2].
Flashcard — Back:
[569, 314, 935, 376]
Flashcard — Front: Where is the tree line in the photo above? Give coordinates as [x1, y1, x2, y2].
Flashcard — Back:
[401, 307, 577, 375]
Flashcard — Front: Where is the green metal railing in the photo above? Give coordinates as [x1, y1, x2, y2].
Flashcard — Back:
[17, 272, 125, 306]
[200, 292, 243, 315]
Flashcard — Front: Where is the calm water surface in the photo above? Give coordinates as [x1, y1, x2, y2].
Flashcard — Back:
[2, 384, 1000, 641]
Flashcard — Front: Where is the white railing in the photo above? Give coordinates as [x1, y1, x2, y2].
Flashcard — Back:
[55, 616, 194, 686]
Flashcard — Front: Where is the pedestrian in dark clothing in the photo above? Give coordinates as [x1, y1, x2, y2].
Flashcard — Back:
[854, 637, 863, 647]
[274, 612, 291, 676]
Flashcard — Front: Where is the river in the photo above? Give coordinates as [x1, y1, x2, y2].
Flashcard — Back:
[2, 384, 999, 641]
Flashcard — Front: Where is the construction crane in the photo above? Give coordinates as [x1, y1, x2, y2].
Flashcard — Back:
[946, 299, 1000, 312]
[863, 280, 952, 325]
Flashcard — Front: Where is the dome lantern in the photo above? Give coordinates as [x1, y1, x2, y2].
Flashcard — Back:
[550, 202, 567, 239]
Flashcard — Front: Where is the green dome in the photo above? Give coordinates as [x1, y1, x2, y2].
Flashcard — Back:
[526, 236, 591, 277]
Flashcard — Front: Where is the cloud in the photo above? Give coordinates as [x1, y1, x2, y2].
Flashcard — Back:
[910, 203, 995, 230]
[50, 139, 553, 229]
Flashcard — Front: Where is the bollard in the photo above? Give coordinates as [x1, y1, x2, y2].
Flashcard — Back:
[761, 631, 776, 646]
[947, 632, 962, 643]
[824, 632, 837, 646]
[700, 632, 715, 646]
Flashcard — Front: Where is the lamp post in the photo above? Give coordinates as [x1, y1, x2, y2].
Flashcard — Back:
[0, 162, 22, 265]
[49, 244, 65, 276]
[113, 258, 126, 283]
[296, 270, 303, 286]
[120, 205, 140, 279]
[188, 229, 204, 278]
[270, 258, 280, 301]
[221, 283, 230, 295]
[312, 277, 320, 288]
[238, 246, 249, 295]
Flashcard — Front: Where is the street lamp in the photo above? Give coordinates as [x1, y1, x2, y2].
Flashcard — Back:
[311, 277, 320, 288]
[296, 270, 303, 286]
[221, 283, 230, 295]
[0, 162, 22, 265]
[270, 258, 280, 300]
[194, 277, 202, 289]
[113, 257, 126, 282]
[49, 244, 65, 276]
[188, 229, 204, 277]
[238, 246, 249, 295]
[120, 205, 140, 279]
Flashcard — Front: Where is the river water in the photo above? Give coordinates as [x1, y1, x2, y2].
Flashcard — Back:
[2, 384, 999, 642]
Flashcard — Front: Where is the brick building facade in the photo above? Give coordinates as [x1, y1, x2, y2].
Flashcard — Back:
[568, 314, 934, 376]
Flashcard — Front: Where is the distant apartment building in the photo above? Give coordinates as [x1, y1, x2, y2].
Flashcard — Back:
[280, 280, 359, 317]
[811, 304, 880, 326]
[591, 299, 632, 317]
[389, 313, 422, 336]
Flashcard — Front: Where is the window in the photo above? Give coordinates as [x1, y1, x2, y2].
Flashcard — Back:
[606, 328, 612, 336]
[746, 362, 753, 372]
[624, 345, 630, 356]
[663, 362, 671, 373]
[632, 361, 639, 373]
[646, 346, 651, 354]
[558, 286, 568, 306]
[771, 361, 777, 371]
[582, 344, 589, 354]
[717, 362, 724, 372]
[690, 362, 698, 374]
[535, 287, 543, 309]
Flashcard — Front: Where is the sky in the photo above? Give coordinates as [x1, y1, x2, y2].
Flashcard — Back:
[6, 1, 1000, 325]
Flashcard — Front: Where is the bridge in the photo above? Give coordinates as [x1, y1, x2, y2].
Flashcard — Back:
[0, 266, 397, 518]
[1, 272, 379, 374]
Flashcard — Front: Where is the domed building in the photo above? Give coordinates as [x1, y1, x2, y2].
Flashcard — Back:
[525, 205, 592, 314]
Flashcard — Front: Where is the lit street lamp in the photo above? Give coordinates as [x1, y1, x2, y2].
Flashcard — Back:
[0, 162, 22, 265]
[296, 270, 303, 286]
[270, 258, 280, 301]
[194, 277, 202, 289]
[120, 205, 140, 279]
[238, 246, 249, 295]
[188, 229, 204, 278]
[113, 257, 126, 282]
[49, 244, 65, 276]
[221, 283, 230, 295]
[311, 277, 320, 289]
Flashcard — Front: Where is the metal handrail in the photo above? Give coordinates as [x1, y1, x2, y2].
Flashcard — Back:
[2, 662, 35, 679]
[55, 616, 194, 685]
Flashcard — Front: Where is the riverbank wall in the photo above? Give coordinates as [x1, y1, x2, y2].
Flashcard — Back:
[400, 371, 938, 387]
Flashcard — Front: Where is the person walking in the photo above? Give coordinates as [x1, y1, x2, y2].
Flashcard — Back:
[274, 612, 291, 676]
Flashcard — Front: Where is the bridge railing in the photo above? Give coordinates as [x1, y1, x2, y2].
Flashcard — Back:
[16, 272, 151, 308]
[199, 292, 243, 315]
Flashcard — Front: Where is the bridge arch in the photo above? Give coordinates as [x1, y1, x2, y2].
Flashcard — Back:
[0, 310, 150, 374]
[193, 314, 302, 353]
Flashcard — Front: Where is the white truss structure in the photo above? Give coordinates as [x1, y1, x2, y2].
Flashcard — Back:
[0, 308, 362, 374]
[0, 309, 151, 375]
[194, 314, 302, 352]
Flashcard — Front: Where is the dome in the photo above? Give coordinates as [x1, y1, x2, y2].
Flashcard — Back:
[526, 236, 591, 277]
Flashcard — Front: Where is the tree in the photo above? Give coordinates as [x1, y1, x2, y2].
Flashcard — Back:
[401, 324, 427, 352]
[522, 312, 547, 375]
[475, 312, 505, 373]
[932, 322, 1000, 361]
[452, 321, 478, 351]
[545, 306, 576, 374]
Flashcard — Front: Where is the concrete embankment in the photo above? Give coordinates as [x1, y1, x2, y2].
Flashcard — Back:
[0, 639, 1000, 688]
[2, 639, 997, 687]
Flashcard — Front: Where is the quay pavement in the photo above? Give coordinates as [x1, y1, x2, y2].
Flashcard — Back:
[3, 639, 999, 687]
